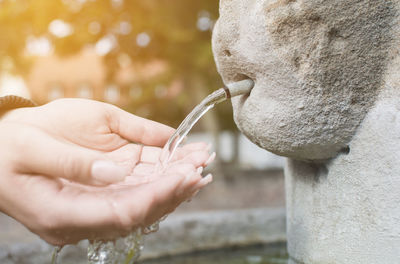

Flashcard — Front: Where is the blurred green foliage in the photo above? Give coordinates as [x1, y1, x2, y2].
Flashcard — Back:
[0, 0, 236, 129]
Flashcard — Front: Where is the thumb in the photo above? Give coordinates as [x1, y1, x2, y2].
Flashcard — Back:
[90, 160, 126, 185]
[17, 129, 126, 185]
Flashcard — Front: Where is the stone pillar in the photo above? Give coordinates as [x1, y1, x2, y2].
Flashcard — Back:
[212, 0, 400, 263]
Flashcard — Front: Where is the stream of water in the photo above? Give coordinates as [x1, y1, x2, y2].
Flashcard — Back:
[157, 87, 228, 170]
[52, 79, 254, 264]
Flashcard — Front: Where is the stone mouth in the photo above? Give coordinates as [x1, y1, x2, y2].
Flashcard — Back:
[232, 73, 254, 83]
[230, 74, 255, 98]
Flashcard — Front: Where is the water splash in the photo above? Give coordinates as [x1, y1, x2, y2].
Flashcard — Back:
[51, 246, 62, 264]
[88, 230, 144, 264]
[87, 79, 254, 264]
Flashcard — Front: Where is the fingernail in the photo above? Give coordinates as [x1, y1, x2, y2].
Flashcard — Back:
[199, 173, 213, 187]
[91, 160, 126, 184]
[205, 152, 216, 166]
[197, 167, 203, 174]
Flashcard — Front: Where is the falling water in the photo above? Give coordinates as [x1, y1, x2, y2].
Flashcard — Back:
[86, 79, 254, 264]
[157, 87, 227, 170]
[87, 230, 144, 264]
[159, 79, 255, 169]
[51, 246, 62, 264]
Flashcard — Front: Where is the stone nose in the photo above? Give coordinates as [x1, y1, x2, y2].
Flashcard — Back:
[212, 24, 256, 85]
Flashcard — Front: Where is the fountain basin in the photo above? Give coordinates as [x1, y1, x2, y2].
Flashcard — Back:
[0, 207, 286, 263]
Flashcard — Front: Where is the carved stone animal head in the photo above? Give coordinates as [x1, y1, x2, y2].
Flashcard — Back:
[213, 0, 397, 160]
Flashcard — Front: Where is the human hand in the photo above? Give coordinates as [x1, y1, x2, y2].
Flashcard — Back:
[0, 99, 214, 245]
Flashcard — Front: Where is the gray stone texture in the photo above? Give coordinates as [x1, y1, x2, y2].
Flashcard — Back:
[213, 0, 397, 160]
[213, 0, 400, 263]
[285, 84, 400, 263]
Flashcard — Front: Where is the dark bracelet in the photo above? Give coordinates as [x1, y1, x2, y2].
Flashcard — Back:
[0, 95, 36, 110]
[0, 95, 37, 117]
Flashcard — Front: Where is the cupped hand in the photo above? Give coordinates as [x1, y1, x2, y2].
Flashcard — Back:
[0, 98, 214, 245]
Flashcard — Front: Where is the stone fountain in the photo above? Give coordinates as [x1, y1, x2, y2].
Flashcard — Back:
[212, 0, 400, 263]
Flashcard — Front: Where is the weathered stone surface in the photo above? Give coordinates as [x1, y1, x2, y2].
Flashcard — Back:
[213, 0, 400, 263]
[285, 81, 400, 263]
[213, 0, 397, 160]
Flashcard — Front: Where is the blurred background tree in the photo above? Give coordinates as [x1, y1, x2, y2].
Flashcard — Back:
[0, 0, 237, 129]
[0, 0, 244, 166]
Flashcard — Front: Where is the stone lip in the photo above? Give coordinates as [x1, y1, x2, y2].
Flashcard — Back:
[143, 207, 286, 259]
[0, 207, 286, 263]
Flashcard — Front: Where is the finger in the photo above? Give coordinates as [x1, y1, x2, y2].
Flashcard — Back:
[170, 142, 211, 161]
[205, 152, 216, 167]
[125, 171, 204, 227]
[124, 162, 196, 185]
[140, 146, 162, 164]
[103, 143, 143, 173]
[17, 128, 126, 186]
[119, 161, 199, 193]
[163, 162, 198, 176]
[108, 106, 175, 146]
[171, 150, 211, 168]
[181, 142, 211, 152]
[195, 173, 213, 188]
[130, 163, 158, 178]
[139, 143, 211, 164]
[121, 163, 156, 185]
